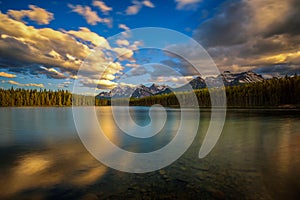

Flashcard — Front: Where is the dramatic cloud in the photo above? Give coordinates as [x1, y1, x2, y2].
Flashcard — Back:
[193, 0, 300, 74]
[7, 5, 54, 25]
[254, 64, 300, 77]
[0, 72, 16, 78]
[175, 0, 202, 10]
[68, 4, 112, 26]
[125, 0, 155, 15]
[0, 13, 136, 89]
[164, 42, 217, 76]
[92, 0, 112, 14]
[0, 13, 90, 75]
[6, 80, 44, 88]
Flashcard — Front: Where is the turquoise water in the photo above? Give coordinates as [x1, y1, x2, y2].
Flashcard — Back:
[0, 107, 299, 199]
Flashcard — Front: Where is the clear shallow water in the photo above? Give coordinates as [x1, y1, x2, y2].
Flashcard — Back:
[0, 107, 300, 199]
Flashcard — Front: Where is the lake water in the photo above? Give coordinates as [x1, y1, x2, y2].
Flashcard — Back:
[0, 107, 300, 199]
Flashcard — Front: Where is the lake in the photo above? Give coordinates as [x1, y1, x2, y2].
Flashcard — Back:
[0, 107, 300, 199]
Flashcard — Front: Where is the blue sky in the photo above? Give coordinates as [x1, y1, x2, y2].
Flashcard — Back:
[0, 0, 299, 93]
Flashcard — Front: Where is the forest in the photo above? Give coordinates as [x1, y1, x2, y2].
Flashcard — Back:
[0, 75, 299, 108]
[129, 75, 300, 108]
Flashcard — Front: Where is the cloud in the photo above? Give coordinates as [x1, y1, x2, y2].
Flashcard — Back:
[116, 39, 130, 47]
[66, 27, 110, 48]
[0, 71, 16, 78]
[118, 24, 130, 31]
[6, 80, 44, 88]
[254, 64, 300, 77]
[57, 81, 72, 88]
[0, 13, 126, 87]
[68, 4, 112, 27]
[149, 75, 194, 86]
[125, 63, 139, 68]
[192, 0, 300, 74]
[0, 13, 91, 75]
[7, 5, 54, 25]
[127, 66, 148, 76]
[142, 0, 155, 8]
[0, 11, 143, 90]
[164, 42, 215, 76]
[123, 64, 194, 87]
[175, 0, 202, 10]
[125, 0, 155, 15]
[39, 66, 67, 79]
[80, 78, 117, 89]
[92, 0, 112, 14]
[126, 4, 141, 15]
[113, 47, 134, 61]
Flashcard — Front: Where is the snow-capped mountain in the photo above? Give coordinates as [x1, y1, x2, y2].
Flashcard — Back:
[96, 85, 135, 99]
[110, 85, 134, 98]
[131, 84, 153, 98]
[96, 84, 173, 99]
[219, 71, 264, 86]
[96, 71, 265, 99]
[189, 76, 206, 89]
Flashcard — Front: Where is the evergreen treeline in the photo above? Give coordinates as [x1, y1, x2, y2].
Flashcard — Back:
[0, 76, 299, 107]
[129, 76, 300, 108]
[0, 88, 73, 106]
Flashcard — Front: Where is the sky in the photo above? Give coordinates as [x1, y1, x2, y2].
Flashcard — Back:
[0, 0, 299, 93]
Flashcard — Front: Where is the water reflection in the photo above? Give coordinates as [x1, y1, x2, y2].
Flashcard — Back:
[260, 117, 300, 199]
[0, 141, 107, 199]
[96, 107, 181, 153]
[0, 108, 299, 199]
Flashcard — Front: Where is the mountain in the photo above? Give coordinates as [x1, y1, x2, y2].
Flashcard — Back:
[131, 84, 153, 98]
[96, 71, 265, 99]
[96, 84, 172, 99]
[97, 91, 111, 99]
[189, 76, 206, 89]
[110, 85, 134, 98]
[96, 85, 135, 99]
[220, 71, 264, 86]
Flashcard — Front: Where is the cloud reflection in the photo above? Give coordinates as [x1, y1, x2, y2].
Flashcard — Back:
[0, 141, 107, 199]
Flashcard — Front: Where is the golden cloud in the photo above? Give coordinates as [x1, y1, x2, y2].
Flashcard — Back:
[68, 4, 112, 27]
[7, 5, 54, 25]
[0, 71, 16, 78]
[116, 39, 130, 47]
[67, 27, 111, 48]
[0, 13, 90, 73]
[0, 11, 142, 89]
[125, 0, 155, 15]
[7, 80, 44, 88]
[118, 23, 130, 31]
[92, 0, 112, 14]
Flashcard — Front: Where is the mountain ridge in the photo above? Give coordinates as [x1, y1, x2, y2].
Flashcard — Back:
[96, 71, 265, 99]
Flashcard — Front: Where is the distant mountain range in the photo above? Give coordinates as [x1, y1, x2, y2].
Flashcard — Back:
[96, 71, 265, 99]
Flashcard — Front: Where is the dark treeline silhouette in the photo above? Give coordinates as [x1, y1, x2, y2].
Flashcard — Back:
[129, 75, 300, 107]
[0, 88, 109, 107]
[0, 88, 73, 106]
[0, 76, 299, 107]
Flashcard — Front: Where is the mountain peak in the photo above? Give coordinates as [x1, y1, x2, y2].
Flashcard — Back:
[96, 71, 266, 99]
